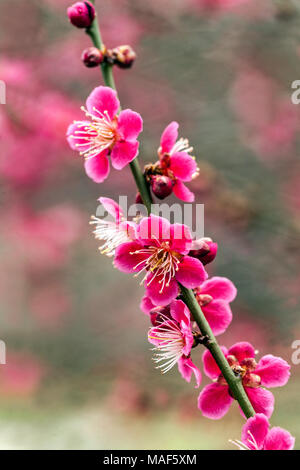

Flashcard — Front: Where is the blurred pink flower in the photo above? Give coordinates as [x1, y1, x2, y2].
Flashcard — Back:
[0, 353, 45, 397]
[30, 284, 72, 329]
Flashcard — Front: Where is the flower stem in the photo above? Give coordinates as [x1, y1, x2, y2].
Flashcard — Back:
[85, 8, 255, 419]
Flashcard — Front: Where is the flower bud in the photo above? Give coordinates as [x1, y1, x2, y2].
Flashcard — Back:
[135, 192, 143, 204]
[112, 45, 136, 69]
[151, 175, 173, 200]
[189, 237, 218, 265]
[149, 306, 171, 326]
[82, 47, 104, 67]
[67, 1, 95, 29]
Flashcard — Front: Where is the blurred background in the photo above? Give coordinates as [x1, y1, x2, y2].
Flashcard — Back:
[0, 0, 300, 450]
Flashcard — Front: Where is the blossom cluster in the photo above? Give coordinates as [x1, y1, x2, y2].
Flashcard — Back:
[66, 2, 295, 450]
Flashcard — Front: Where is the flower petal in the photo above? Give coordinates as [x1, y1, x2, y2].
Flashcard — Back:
[198, 383, 233, 419]
[160, 121, 178, 153]
[86, 86, 119, 119]
[170, 223, 192, 254]
[170, 299, 190, 326]
[264, 427, 295, 450]
[200, 276, 237, 303]
[114, 241, 146, 273]
[178, 357, 202, 388]
[202, 300, 233, 336]
[99, 197, 124, 224]
[137, 215, 171, 246]
[202, 347, 228, 380]
[84, 152, 110, 183]
[241, 413, 269, 450]
[66, 121, 91, 152]
[110, 141, 139, 170]
[227, 342, 256, 362]
[255, 355, 291, 388]
[118, 109, 143, 141]
[176, 256, 208, 289]
[170, 152, 197, 182]
[145, 273, 179, 307]
[245, 387, 274, 418]
[173, 180, 195, 202]
[140, 295, 155, 315]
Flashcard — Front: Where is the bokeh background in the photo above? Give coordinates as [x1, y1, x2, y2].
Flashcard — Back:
[0, 0, 300, 449]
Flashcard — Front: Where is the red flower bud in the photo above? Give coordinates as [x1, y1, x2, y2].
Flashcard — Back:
[81, 47, 104, 68]
[112, 45, 136, 69]
[189, 238, 218, 265]
[67, 1, 95, 29]
[135, 192, 143, 204]
[151, 175, 173, 200]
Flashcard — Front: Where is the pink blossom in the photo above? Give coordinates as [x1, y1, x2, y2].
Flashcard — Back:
[232, 413, 295, 450]
[114, 215, 207, 306]
[148, 299, 201, 387]
[0, 353, 45, 397]
[194, 276, 236, 335]
[67, 86, 143, 183]
[155, 122, 199, 202]
[198, 342, 290, 419]
[90, 197, 137, 257]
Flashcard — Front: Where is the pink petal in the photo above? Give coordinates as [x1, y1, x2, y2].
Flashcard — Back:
[66, 121, 91, 152]
[200, 276, 237, 302]
[86, 86, 119, 119]
[241, 413, 269, 450]
[137, 215, 171, 246]
[245, 387, 274, 418]
[84, 152, 110, 183]
[160, 121, 179, 153]
[114, 241, 147, 273]
[198, 383, 233, 419]
[170, 223, 193, 254]
[178, 357, 202, 388]
[255, 355, 291, 388]
[99, 197, 124, 224]
[202, 347, 228, 380]
[264, 427, 295, 450]
[110, 141, 139, 170]
[145, 273, 179, 306]
[176, 256, 208, 289]
[119, 221, 137, 240]
[227, 342, 256, 362]
[148, 320, 175, 347]
[140, 295, 155, 315]
[170, 152, 197, 182]
[117, 109, 143, 140]
[202, 300, 233, 336]
[173, 180, 195, 202]
[170, 299, 191, 326]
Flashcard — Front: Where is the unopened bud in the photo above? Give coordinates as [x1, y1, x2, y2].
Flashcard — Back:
[135, 192, 143, 204]
[82, 47, 104, 67]
[189, 238, 218, 265]
[149, 306, 171, 326]
[112, 45, 136, 69]
[151, 175, 173, 200]
[67, 1, 95, 29]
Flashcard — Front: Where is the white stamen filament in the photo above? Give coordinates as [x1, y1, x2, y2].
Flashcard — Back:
[149, 314, 186, 374]
[69, 107, 117, 160]
[229, 430, 259, 451]
[90, 216, 130, 257]
[130, 242, 181, 293]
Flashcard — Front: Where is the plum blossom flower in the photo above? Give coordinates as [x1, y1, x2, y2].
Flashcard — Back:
[150, 122, 199, 202]
[194, 276, 236, 336]
[198, 342, 290, 419]
[90, 197, 137, 257]
[114, 215, 207, 306]
[67, 86, 143, 183]
[231, 413, 295, 450]
[148, 299, 202, 387]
